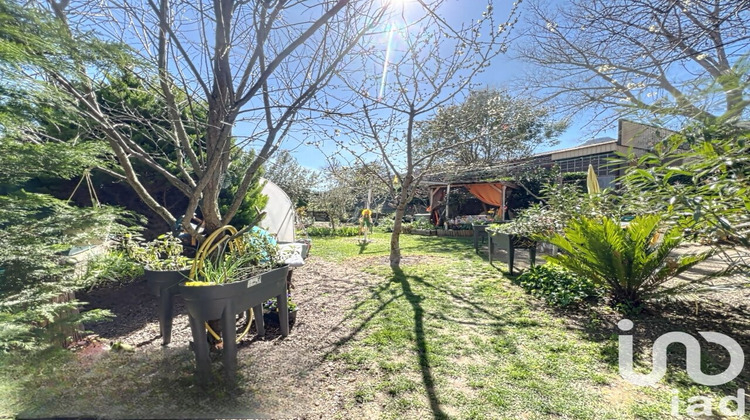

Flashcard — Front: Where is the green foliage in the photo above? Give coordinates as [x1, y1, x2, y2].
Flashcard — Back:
[490, 182, 621, 239]
[0, 285, 114, 352]
[195, 250, 254, 285]
[124, 234, 190, 271]
[378, 216, 396, 232]
[190, 228, 280, 285]
[0, 137, 107, 187]
[547, 215, 711, 311]
[0, 191, 130, 292]
[0, 191, 130, 351]
[306, 226, 360, 237]
[219, 149, 268, 230]
[505, 166, 559, 210]
[515, 265, 600, 307]
[418, 88, 566, 167]
[263, 293, 297, 313]
[620, 124, 749, 271]
[75, 250, 144, 291]
[240, 228, 280, 268]
[411, 218, 434, 230]
[0, 0, 136, 140]
[561, 171, 587, 188]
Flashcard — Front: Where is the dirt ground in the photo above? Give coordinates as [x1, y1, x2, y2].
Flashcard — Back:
[79, 256, 382, 418]
[73, 243, 750, 418]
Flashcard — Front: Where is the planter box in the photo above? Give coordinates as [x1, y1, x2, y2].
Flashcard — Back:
[472, 224, 488, 253]
[178, 265, 290, 381]
[488, 232, 537, 275]
[413, 229, 436, 236]
[145, 268, 190, 346]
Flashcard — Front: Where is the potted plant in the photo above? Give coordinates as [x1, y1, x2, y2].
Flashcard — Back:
[125, 234, 191, 345]
[263, 293, 298, 326]
[177, 226, 290, 381]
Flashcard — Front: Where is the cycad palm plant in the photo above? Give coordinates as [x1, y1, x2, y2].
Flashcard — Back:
[547, 215, 710, 310]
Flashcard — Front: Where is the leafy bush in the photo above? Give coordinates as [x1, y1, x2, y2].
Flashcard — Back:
[547, 215, 711, 312]
[76, 250, 144, 291]
[0, 192, 129, 351]
[306, 226, 360, 237]
[411, 218, 434, 230]
[378, 216, 395, 232]
[515, 265, 599, 307]
[124, 234, 190, 271]
[490, 182, 622, 240]
[619, 124, 749, 273]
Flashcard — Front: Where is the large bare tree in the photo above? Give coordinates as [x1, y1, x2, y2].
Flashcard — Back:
[322, 1, 521, 268]
[518, 0, 750, 128]
[16, 0, 396, 236]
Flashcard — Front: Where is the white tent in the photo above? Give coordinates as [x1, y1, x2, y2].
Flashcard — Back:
[259, 178, 296, 243]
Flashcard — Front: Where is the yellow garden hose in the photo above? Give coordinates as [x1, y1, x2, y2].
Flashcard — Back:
[188, 225, 253, 343]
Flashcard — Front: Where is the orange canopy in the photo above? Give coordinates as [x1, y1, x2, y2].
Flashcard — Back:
[465, 183, 506, 207]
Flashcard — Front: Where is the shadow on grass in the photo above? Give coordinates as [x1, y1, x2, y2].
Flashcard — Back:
[402, 236, 475, 256]
[545, 290, 750, 395]
[358, 239, 369, 255]
[392, 266, 448, 420]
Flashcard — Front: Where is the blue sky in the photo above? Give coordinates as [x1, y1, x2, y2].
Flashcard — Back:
[266, 0, 619, 171]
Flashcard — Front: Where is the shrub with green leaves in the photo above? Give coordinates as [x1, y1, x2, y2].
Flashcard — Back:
[411, 218, 434, 230]
[306, 226, 360, 237]
[619, 124, 749, 273]
[547, 215, 711, 312]
[515, 265, 600, 307]
[124, 234, 190, 271]
[490, 182, 622, 240]
[0, 192, 129, 351]
[76, 250, 144, 291]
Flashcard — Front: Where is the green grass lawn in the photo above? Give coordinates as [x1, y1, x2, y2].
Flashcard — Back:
[1, 231, 742, 419]
[313, 232, 740, 419]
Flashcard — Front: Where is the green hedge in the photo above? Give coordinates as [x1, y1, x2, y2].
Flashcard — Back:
[306, 226, 360, 237]
[514, 264, 599, 307]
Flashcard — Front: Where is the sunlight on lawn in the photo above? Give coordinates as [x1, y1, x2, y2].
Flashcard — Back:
[0, 232, 736, 419]
[312, 232, 724, 419]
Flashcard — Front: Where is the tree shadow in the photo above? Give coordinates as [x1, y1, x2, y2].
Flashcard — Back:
[79, 279, 182, 341]
[358, 239, 370, 255]
[392, 267, 448, 420]
[554, 296, 750, 395]
[319, 279, 403, 361]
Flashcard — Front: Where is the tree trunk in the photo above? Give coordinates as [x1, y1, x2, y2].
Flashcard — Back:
[48, 290, 82, 348]
[390, 201, 407, 269]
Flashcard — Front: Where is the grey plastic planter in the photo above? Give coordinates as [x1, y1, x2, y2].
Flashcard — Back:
[178, 265, 290, 381]
[488, 232, 537, 275]
[144, 268, 190, 345]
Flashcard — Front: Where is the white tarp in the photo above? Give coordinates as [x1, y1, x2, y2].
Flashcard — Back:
[259, 178, 296, 243]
